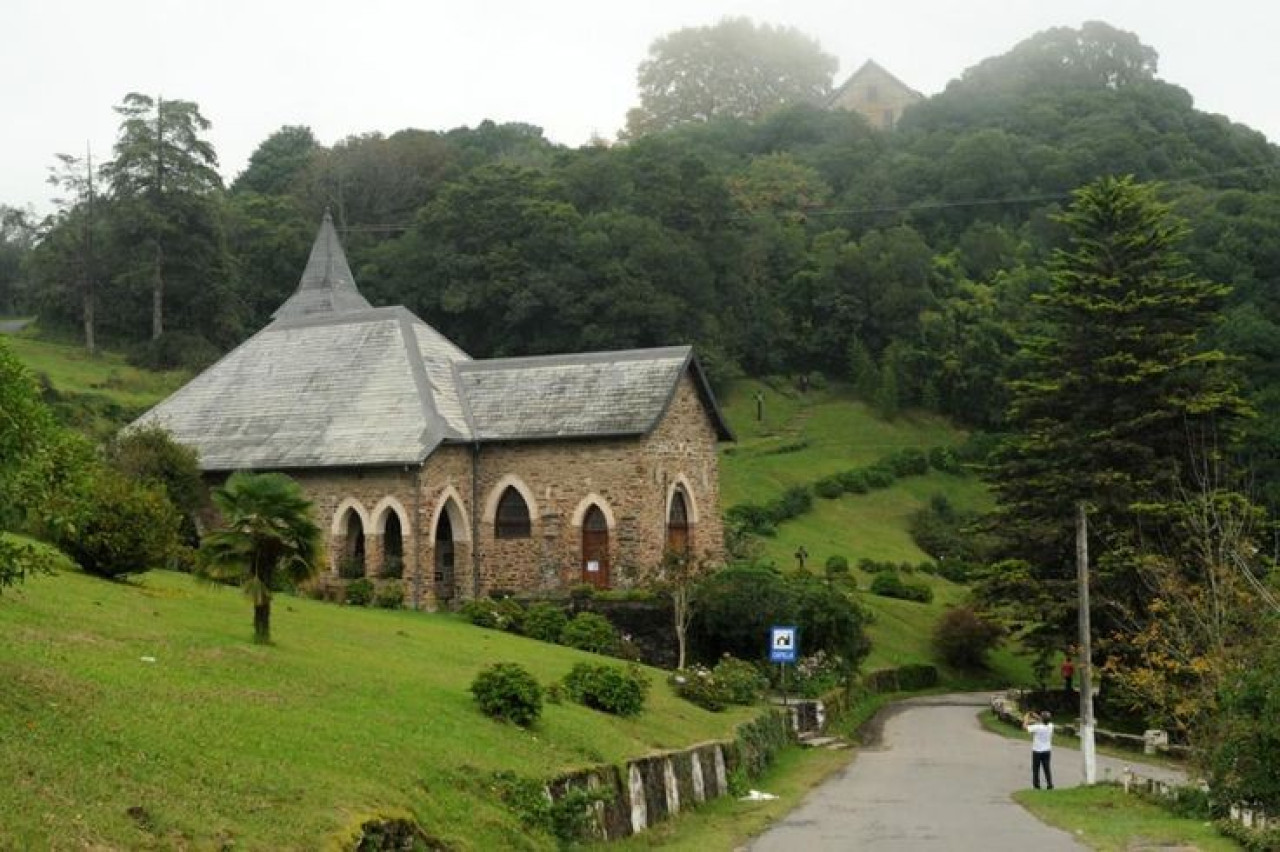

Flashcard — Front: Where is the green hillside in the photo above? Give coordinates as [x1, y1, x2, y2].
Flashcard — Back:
[0, 330, 188, 438]
[0, 568, 756, 850]
[717, 378, 1025, 680]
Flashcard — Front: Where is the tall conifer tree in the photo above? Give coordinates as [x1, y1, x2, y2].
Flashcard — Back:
[982, 176, 1245, 653]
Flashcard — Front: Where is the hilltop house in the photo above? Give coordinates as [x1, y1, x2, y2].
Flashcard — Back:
[830, 59, 924, 130]
[136, 213, 731, 609]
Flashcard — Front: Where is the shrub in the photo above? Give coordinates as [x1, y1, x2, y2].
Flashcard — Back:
[105, 425, 204, 546]
[824, 554, 850, 580]
[378, 556, 404, 580]
[870, 572, 934, 603]
[670, 665, 729, 711]
[933, 606, 1003, 668]
[863, 465, 895, 489]
[773, 485, 813, 519]
[858, 557, 893, 574]
[928, 445, 961, 473]
[522, 602, 568, 643]
[692, 566, 871, 671]
[373, 583, 404, 609]
[345, 577, 375, 606]
[563, 662, 648, 716]
[784, 650, 847, 697]
[461, 597, 525, 632]
[128, 330, 222, 372]
[814, 476, 844, 499]
[560, 611, 619, 654]
[836, 469, 869, 494]
[57, 468, 181, 579]
[337, 556, 366, 580]
[471, 662, 542, 727]
[713, 656, 769, 704]
[885, 447, 929, 477]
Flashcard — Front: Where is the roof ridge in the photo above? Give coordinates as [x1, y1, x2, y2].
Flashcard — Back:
[459, 344, 692, 370]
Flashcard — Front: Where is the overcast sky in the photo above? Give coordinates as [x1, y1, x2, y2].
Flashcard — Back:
[4, 0, 1276, 214]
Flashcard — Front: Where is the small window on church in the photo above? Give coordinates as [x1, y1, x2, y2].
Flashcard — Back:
[495, 487, 532, 539]
[667, 489, 690, 555]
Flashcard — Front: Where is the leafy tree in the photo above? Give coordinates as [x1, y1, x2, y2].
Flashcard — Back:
[231, 125, 319, 196]
[102, 93, 228, 341]
[43, 152, 103, 352]
[197, 471, 324, 644]
[0, 205, 37, 315]
[56, 468, 182, 579]
[625, 17, 836, 137]
[982, 176, 1246, 657]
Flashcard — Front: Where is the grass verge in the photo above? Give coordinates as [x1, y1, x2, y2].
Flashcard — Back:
[1015, 785, 1240, 851]
[0, 568, 757, 849]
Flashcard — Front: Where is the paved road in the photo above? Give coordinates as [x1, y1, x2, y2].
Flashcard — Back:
[0, 318, 33, 334]
[750, 693, 1185, 852]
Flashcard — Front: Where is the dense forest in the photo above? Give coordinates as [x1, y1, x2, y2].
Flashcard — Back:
[3, 21, 1280, 500]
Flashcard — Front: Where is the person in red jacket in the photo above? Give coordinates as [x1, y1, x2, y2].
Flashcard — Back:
[1060, 654, 1075, 693]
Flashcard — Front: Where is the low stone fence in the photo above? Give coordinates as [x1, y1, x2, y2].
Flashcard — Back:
[546, 709, 794, 841]
[990, 692, 1190, 758]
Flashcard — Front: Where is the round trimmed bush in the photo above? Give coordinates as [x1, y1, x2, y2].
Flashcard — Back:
[523, 602, 568, 643]
[933, 606, 1003, 668]
[563, 662, 648, 716]
[461, 597, 525, 632]
[713, 656, 769, 705]
[560, 611, 619, 655]
[345, 577, 375, 606]
[471, 662, 543, 727]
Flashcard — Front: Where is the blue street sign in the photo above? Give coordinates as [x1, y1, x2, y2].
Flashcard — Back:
[770, 626, 798, 663]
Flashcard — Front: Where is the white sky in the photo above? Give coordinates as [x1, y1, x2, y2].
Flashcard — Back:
[4, 0, 1277, 213]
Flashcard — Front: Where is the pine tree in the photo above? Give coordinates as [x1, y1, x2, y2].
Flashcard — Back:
[982, 176, 1246, 651]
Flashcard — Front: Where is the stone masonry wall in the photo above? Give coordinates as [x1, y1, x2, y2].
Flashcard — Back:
[256, 371, 726, 609]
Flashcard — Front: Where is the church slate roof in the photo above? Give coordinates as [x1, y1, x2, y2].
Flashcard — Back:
[133, 216, 731, 471]
[455, 346, 731, 442]
[271, 210, 372, 321]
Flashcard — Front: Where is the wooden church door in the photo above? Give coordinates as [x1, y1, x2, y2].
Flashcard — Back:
[581, 506, 610, 589]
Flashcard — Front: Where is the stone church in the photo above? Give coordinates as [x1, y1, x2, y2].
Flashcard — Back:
[136, 214, 732, 609]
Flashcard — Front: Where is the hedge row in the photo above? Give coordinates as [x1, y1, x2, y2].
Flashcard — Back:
[728, 445, 966, 538]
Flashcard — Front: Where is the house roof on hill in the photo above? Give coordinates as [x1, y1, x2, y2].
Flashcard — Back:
[134, 218, 731, 470]
[829, 59, 924, 104]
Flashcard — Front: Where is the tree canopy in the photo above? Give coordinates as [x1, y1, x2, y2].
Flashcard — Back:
[624, 17, 837, 137]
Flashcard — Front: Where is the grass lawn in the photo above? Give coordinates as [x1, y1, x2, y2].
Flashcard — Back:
[718, 378, 1030, 689]
[0, 569, 758, 850]
[1015, 785, 1240, 851]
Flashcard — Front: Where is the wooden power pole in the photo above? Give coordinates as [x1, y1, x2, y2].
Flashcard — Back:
[1076, 501, 1097, 784]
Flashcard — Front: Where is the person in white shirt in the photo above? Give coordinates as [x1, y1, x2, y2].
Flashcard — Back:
[1023, 710, 1054, 789]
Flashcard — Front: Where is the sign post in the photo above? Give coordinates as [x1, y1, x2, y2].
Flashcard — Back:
[770, 626, 798, 705]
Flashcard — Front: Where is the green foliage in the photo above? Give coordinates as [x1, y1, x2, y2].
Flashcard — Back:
[521, 602, 568, 643]
[714, 656, 769, 704]
[1198, 634, 1280, 813]
[58, 468, 182, 579]
[345, 578, 375, 607]
[814, 475, 843, 499]
[562, 662, 649, 717]
[559, 611, 619, 655]
[197, 471, 323, 644]
[671, 656, 768, 711]
[869, 572, 934, 603]
[460, 597, 525, 632]
[733, 711, 793, 778]
[106, 425, 203, 545]
[490, 771, 614, 847]
[692, 565, 871, 671]
[470, 662, 543, 727]
[784, 650, 848, 698]
[625, 17, 837, 136]
[670, 666, 729, 711]
[983, 175, 1248, 660]
[932, 606, 1004, 669]
[0, 534, 64, 594]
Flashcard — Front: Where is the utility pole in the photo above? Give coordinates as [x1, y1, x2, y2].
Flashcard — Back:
[1076, 501, 1097, 784]
[83, 143, 96, 356]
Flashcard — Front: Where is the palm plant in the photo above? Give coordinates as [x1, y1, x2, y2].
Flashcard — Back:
[198, 471, 323, 644]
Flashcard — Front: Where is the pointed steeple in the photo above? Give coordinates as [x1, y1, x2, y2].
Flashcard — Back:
[272, 210, 373, 321]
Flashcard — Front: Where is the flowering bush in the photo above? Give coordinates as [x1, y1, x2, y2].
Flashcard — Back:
[669, 665, 729, 711]
[776, 650, 847, 698]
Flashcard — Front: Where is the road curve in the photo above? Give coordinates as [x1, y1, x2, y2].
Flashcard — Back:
[749, 693, 1183, 852]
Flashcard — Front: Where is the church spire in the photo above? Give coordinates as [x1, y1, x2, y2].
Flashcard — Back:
[272, 210, 372, 321]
